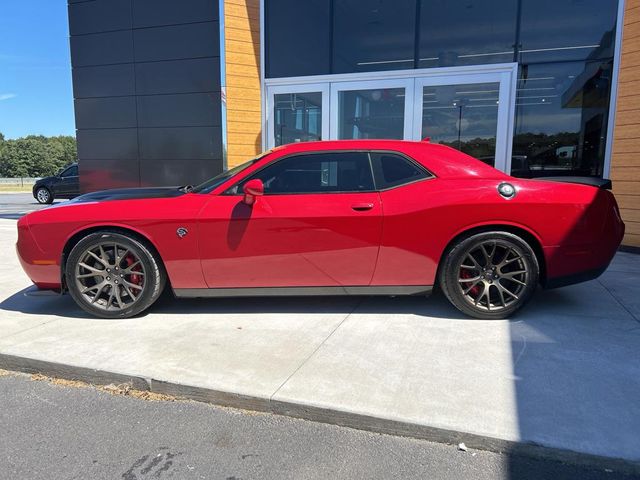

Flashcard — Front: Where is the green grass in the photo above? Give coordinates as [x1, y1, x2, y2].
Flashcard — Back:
[0, 184, 33, 192]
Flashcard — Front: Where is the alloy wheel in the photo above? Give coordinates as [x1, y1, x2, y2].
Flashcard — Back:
[36, 188, 50, 204]
[74, 241, 146, 311]
[457, 240, 529, 312]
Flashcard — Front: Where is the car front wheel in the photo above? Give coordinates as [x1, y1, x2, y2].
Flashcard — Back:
[65, 231, 165, 319]
[35, 187, 53, 204]
[439, 231, 539, 319]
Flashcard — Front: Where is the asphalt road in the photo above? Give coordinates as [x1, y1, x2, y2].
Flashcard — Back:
[0, 372, 635, 480]
[0, 192, 63, 220]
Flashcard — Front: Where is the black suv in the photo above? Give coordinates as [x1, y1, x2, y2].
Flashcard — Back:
[33, 163, 80, 204]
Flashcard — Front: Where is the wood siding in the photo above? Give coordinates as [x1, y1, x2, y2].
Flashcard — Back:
[613, 0, 640, 247]
[223, 0, 262, 168]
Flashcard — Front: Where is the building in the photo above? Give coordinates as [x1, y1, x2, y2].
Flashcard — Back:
[67, 0, 639, 247]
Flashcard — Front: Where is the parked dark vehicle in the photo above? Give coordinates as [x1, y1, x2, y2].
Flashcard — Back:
[32, 163, 79, 204]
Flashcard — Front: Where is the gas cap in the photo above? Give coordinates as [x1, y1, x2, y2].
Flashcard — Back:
[497, 182, 516, 199]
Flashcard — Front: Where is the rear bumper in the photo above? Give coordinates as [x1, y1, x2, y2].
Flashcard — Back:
[544, 264, 608, 289]
[543, 194, 625, 288]
[16, 215, 61, 290]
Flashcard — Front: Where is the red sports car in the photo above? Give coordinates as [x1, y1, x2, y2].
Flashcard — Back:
[16, 140, 624, 320]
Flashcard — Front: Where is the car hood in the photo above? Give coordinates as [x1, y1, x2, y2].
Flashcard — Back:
[69, 186, 186, 204]
[34, 176, 56, 185]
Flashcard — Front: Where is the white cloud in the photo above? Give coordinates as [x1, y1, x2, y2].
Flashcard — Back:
[0, 93, 17, 101]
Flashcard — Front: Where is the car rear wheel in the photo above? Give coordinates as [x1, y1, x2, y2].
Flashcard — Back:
[439, 232, 539, 319]
[65, 231, 165, 319]
[35, 187, 53, 204]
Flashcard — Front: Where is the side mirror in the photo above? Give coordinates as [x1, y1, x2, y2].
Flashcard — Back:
[242, 178, 264, 205]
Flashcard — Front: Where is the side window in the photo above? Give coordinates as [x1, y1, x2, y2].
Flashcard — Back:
[242, 152, 374, 194]
[370, 153, 429, 189]
[61, 166, 78, 177]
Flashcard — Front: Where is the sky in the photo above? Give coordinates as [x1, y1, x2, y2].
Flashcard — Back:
[0, 1, 75, 139]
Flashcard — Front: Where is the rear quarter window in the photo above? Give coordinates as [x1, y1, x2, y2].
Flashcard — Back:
[370, 152, 431, 189]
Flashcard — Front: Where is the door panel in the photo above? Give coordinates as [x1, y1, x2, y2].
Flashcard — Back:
[198, 193, 382, 288]
[58, 176, 79, 196]
[57, 166, 79, 196]
[372, 180, 444, 286]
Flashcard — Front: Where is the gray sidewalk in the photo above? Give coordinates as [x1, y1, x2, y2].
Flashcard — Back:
[1, 218, 639, 468]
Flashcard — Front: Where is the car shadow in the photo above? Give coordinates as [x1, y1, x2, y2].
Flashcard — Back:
[0, 284, 497, 321]
[0, 286, 90, 319]
[0, 283, 590, 324]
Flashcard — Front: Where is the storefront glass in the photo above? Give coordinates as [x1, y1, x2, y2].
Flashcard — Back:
[265, 0, 620, 178]
[512, 60, 613, 178]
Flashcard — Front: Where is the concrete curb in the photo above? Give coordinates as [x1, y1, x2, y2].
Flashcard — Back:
[2, 352, 639, 476]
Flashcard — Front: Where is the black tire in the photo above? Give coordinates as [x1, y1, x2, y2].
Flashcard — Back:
[35, 187, 53, 204]
[65, 231, 165, 319]
[439, 231, 539, 320]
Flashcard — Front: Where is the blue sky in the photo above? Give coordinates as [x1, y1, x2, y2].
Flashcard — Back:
[0, 1, 74, 139]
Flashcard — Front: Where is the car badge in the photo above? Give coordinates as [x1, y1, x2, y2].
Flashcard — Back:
[176, 227, 188, 238]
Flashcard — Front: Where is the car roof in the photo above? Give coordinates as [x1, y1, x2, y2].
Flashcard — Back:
[270, 140, 508, 180]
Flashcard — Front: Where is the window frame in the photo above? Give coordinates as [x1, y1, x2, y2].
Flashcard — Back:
[224, 149, 434, 196]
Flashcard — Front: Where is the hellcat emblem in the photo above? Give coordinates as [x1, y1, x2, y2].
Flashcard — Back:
[176, 227, 188, 238]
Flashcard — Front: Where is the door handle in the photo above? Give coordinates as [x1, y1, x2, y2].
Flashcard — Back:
[351, 203, 374, 211]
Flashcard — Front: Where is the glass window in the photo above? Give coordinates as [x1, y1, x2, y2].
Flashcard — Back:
[274, 92, 323, 146]
[371, 153, 429, 188]
[196, 155, 267, 194]
[265, 0, 331, 78]
[245, 152, 374, 194]
[519, 0, 618, 63]
[420, 82, 501, 166]
[338, 87, 405, 140]
[512, 61, 613, 178]
[419, 0, 517, 68]
[332, 0, 415, 73]
[60, 165, 78, 177]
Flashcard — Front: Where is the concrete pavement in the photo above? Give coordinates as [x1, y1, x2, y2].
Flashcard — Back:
[1, 217, 640, 471]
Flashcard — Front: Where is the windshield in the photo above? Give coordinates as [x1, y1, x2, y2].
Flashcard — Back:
[192, 154, 268, 194]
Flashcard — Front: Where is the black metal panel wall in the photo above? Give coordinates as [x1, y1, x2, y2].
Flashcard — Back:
[68, 0, 223, 192]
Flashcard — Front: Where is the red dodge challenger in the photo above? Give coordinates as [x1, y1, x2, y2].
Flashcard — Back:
[16, 140, 624, 320]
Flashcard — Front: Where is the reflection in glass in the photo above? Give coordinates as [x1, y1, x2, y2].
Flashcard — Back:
[419, 0, 517, 68]
[338, 88, 405, 139]
[265, 0, 331, 78]
[274, 92, 322, 146]
[421, 82, 500, 165]
[519, 0, 618, 63]
[333, 0, 415, 73]
[264, 0, 620, 78]
[512, 61, 612, 178]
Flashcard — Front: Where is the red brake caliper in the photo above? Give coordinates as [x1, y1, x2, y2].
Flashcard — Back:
[125, 254, 142, 287]
[460, 268, 481, 296]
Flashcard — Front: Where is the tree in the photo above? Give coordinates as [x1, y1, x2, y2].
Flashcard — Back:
[0, 132, 77, 177]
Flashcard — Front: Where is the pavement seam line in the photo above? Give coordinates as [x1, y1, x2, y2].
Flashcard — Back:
[269, 298, 365, 402]
[0, 318, 61, 343]
[596, 278, 640, 325]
